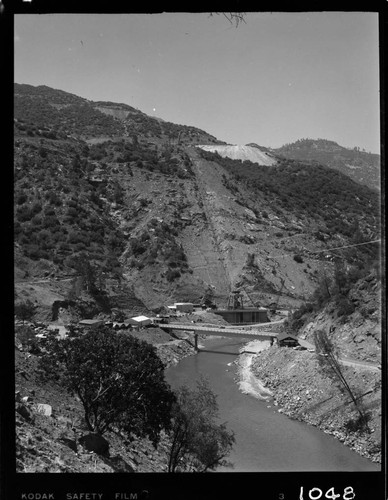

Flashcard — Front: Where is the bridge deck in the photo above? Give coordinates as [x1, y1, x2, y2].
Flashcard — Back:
[161, 323, 278, 339]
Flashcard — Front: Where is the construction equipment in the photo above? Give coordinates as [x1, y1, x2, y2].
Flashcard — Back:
[242, 286, 258, 308]
[227, 290, 244, 309]
[227, 287, 259, 309]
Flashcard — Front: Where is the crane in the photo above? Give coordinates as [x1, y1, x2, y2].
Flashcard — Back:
[271, 278, 285, 314]
[242, 287, 258, 308]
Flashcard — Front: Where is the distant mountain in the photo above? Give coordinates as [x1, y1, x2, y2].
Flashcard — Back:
[274, 138, 380, 191]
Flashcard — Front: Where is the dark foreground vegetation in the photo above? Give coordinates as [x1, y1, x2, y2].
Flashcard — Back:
[35, 326, 234, 472]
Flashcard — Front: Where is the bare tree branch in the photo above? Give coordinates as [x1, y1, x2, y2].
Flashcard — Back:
[209, 12, 247, 28]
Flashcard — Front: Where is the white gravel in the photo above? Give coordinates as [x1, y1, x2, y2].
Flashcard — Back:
[196, 144, 277, 166]
[235, 340, 273, 400]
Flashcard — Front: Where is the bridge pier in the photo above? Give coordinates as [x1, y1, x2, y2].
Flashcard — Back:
[194, 333, 199, 352]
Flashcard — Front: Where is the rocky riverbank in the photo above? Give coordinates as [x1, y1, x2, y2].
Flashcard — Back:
[156, 338, 196, 368]
[239, 343, 381, 464]
[234, 340, 273, 400]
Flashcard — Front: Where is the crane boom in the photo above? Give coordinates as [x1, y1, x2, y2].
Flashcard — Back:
[272, 278, 285, 313]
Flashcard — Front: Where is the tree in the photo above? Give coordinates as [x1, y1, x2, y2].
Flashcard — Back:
[313, 330, 370, 432]
[202, 286, 215, 308]
[332, 259, 349, 297]
[15, 299, 36, 324]
[312, 271, 333, 306]
[39, 327, 175, 445]
[113, 181, 125, 205]
[167, 377, 235, 472]
[15, 324, 40, 353]
[66, 252, 98, 294]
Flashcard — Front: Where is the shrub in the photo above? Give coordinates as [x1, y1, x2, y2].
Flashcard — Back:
[166, 269, 181, 282]
[15, 325, 40, 353]
[293, 254, 304, 263]
[130, 237, 148, 256]
[31, 215, 42, 226]
[25, 244, 47, 260]
[16, 193, 28, 205]
[336, 297, 356, 318]
[15, 300, 36, 323]
[16, 205, 32, 222]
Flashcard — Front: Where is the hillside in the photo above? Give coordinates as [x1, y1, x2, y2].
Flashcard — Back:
[14, 83, 224, 145]
[274, 138, 380, 191]
[14, 83, 381, 320]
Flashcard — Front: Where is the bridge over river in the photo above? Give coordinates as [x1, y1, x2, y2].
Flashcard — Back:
[160, 323, 278, 350]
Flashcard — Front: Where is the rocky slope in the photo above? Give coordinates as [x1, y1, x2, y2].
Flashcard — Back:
[250, 347, 381, 463]
[299, 273, 381, 363]
[287, 269, 382, 360]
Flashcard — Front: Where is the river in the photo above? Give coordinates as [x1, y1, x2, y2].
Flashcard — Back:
[165, 336, 379, 472]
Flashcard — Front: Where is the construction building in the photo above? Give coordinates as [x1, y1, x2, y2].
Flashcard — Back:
[174, 302, 194, 313]
[78, 319, 104, 329]
[213, 290, 269, 325]
[277, 332, 300, 347]
[127, 315, 152, 328]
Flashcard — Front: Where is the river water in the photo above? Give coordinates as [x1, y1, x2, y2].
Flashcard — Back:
[165, 336, 379, 472]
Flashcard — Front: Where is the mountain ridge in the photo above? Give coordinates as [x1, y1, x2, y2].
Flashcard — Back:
[274, 138, 380, 191]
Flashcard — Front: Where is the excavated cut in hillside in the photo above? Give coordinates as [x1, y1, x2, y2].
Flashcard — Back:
[196, 144, 277, 166]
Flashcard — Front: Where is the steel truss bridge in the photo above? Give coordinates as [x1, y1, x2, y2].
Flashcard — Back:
[160, 323, 278, 350]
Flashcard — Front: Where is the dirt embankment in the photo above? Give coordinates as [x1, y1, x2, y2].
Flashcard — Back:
[250, 346, 381, 463]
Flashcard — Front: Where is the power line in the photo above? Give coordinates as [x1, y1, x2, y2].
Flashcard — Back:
[265, 239, 381, 260]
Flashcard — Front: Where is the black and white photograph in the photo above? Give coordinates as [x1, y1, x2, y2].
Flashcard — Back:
[5, 6, 386, 500]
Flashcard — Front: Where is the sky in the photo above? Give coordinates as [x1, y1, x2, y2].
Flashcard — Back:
[14, 12, 380, 153]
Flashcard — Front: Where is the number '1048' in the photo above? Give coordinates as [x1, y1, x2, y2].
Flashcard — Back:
[299, 486, 355, 500]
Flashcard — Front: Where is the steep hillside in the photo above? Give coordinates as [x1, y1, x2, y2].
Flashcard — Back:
[194, 148, 380, 307]
[275, 138, 380, 191]
[14, 84, 381, 319]
[295, 271, 382, 363]
[249, 270, 382, 463]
